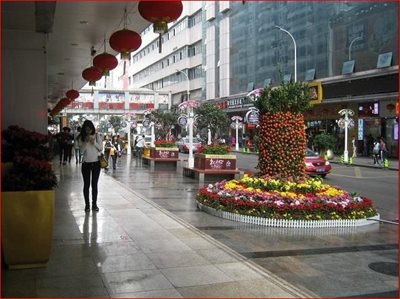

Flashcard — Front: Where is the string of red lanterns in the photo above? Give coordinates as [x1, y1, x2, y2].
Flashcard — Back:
[53, 2, 184, 117]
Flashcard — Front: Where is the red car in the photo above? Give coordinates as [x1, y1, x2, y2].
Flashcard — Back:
[305, 148, 332, 178]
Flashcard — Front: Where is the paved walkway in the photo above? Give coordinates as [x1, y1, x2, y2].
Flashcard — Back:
[2, 160, 315, 298]
[2, 154, 398, 297]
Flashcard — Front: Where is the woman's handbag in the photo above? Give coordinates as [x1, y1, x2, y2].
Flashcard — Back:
[99, 154, 108, 169]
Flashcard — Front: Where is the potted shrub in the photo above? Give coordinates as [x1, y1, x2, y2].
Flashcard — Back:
[2, 125, 57, 269]
[194, 144, 236, 170]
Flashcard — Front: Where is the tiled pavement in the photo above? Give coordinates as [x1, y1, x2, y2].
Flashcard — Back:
[2, 155, 398, 298]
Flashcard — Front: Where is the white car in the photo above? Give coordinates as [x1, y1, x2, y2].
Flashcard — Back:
[177, 137, 202, 153]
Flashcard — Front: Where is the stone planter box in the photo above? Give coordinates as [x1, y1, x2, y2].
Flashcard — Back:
[150, 147, 179, 159]
[194, 154, 236, 170]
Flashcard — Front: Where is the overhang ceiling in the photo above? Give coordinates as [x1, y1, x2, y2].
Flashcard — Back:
[2, 1, 150, 107]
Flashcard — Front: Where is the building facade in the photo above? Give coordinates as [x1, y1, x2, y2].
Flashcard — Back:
[125, 1, 398, 157]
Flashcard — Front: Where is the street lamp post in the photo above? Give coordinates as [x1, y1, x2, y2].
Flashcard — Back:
[176, 69, 190, 101]
[231, 116, 243, 152]
[274, 26, 297, 82]
[176, 69, 194, 167]
[348, 36, 362, 61]
[178, 100, 198, 168]
[338, 109, 355, 163]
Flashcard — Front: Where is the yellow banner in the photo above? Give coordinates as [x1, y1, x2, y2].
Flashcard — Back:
[309, 81, 323, 104]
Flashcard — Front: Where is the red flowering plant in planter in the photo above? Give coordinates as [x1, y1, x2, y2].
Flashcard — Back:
[197, 144, 232, 155]
[2, 125, 57, 191]
[154, 139, 177, 148]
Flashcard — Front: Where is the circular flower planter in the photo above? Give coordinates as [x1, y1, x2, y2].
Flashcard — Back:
[196, 175, 379, 228]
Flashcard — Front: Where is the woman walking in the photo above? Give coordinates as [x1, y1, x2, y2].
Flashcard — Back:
[78, 120, 103, 212]
[110, 135, 121, 170]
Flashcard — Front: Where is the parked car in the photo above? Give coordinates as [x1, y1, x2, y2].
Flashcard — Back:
[305, 148, 332, 178]
[177, 137, 202, 153]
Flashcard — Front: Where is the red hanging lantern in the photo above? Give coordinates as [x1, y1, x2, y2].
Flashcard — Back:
[109, 29, 142, 61]
[138, 1, 183, 53]
[66, 89, 80, 101]
[82, 66, 103, 86]
[93, 52, 118, 76]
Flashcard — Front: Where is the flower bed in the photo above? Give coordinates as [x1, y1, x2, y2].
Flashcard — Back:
[154, 140, 176, 148]
[197, 144, 232, 155]
[196, 175, 378, 221]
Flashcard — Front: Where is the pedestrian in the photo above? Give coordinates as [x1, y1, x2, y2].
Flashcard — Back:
[110, 135, 121, 170]
[103, 135, 112, 171]
[135, 135, 145, 159]
[65, 127, 74, 163]
[78, 120, 103, 212]
[74, 126, 82, 164]
[372, 139, 381, 166]
[351, 136, 357, 158]
[362, 135, 368, 157]
[380, 137, 388, 165]
[133, 135, 139, 157]
[58, 127, 73, 165]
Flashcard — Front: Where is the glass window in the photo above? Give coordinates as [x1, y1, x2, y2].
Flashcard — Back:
[229, 2, 398, 94]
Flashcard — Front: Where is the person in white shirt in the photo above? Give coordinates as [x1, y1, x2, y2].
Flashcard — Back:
[78, 120, 103, 212]
[135, 135, 145, 159]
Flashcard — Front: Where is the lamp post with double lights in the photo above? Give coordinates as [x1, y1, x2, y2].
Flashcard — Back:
[231, 116, 243, 151]
[176, 69, 194, 167]
[176, 69, 190, 101]
[123, 112, 137, 155]
[178, 100, 198, 168]
[143, 110, 155, 147]
[274, 26, 297, 82]
[337, 109, 355, 163]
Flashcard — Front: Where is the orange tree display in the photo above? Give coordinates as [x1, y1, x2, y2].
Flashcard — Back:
[253, 80, 312, 178]
[196, 80, 379, 223]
